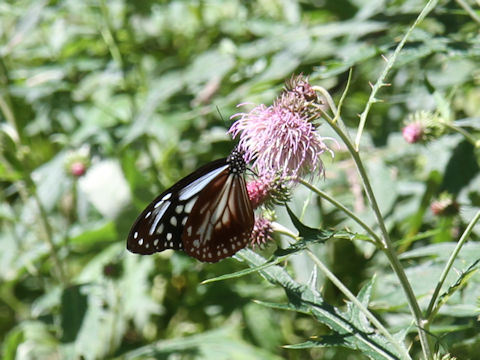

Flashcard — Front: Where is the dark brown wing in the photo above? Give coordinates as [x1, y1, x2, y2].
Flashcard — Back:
[127, 158, 228, 255]
[181, 170, 254, 262]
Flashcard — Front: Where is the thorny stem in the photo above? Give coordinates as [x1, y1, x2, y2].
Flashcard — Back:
[322, 116, 433, 359]
[354, 0, 439, 151]
[440, 121, 480, 148]
[425, 209, 480, 321]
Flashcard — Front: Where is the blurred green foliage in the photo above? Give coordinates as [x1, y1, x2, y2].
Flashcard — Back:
[1, 0, 480, 359]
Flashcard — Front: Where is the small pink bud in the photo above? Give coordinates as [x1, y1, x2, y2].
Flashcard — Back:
[250, 217, 274, 248]
[247, 179, 271, 209]
[70, 161, 87, 177]
[402, 123, 424, 143]
[431, 198, 459, 217]
[103, 262, 122, 279]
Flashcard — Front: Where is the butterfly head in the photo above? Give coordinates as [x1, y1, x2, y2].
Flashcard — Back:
[226, 147, 247, 175]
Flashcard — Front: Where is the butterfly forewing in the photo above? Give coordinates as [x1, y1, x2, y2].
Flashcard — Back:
[127, 158, 229, 255]
[182, 168, 254, 262]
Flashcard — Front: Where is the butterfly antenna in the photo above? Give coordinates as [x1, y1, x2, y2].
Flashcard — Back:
[216, 106, 227, 125]
[246, 167, 258, 177]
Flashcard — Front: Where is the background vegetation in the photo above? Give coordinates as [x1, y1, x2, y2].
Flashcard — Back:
[1, 0, 480, 359]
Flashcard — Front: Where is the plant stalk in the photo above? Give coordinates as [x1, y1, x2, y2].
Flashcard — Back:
[325, 117, 433, 360]
[425, 209, 480, 320]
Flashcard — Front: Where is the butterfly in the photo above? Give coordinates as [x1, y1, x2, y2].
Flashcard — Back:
[127, 148, 254, 262]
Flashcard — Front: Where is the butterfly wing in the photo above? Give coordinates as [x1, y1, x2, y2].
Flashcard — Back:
[127, 158, 229, 255]
[182, 169, 254, 262]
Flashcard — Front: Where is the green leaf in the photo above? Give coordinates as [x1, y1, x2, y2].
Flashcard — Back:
[455, 118, 480, 129]
[203, 226, 361, 284]
[284, 336, 357, 349]
[202, 253, 286, 284]
[60, 285, 88, 343]
[239, 250, 404, 360]
[253, 299, 311, 315]
[123, 326, 283, 360]
[69, 220, 117, 246]
[433, 259, 480, 316]
[285, 204, 333, 242]
[400, 242, 480, 262]
[346, 277, 376, 332]
[441, 140, 480, 195]
[244, 302, 283, 351]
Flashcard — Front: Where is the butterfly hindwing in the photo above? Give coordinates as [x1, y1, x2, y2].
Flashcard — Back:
[127, 158, 229, 255]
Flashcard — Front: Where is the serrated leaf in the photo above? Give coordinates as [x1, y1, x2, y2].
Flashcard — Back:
[284, 336, 355, 349]
[433, 259, 480, 316]
[285, 204, 334, 242]
[202, 254, 286, 284]
[253, 299, 311, 315]
[238, 249, 405, 360]
[346, 277, 375, 333]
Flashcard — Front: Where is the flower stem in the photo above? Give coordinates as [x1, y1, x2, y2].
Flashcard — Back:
[31, 181, 68, 286]
[0, 62, 67, 286]
[425, 209, 480, 321]
[324, 117, 433, 360]
[455, 0, 480, 24]
[306, 249, 412, 360]
[354, 0, 439, 151]
[441, 121, 479, 148]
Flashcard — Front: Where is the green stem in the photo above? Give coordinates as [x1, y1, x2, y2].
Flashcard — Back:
[306, 249, 411, 360]
[31, 187, 68, 285]
[0, 57, 67, 285]
[299, 179, 381, 244]
[325, 117, 432, 360]
[312, 69, 353, 140]
[425, 209, 480, 321]
[455, 0, 480, 24]
[354, 0, 439, 150]
[441, 121, 479, 148]
[99, 0, 124, 71]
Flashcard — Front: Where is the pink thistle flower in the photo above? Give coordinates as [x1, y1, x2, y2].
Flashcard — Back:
[402, 123, 424, 143]
[230, 104, 332, 180]
[250, 217, 274, 248]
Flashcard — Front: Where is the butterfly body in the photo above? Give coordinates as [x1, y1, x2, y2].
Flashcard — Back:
[127, 149, 254, 262]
